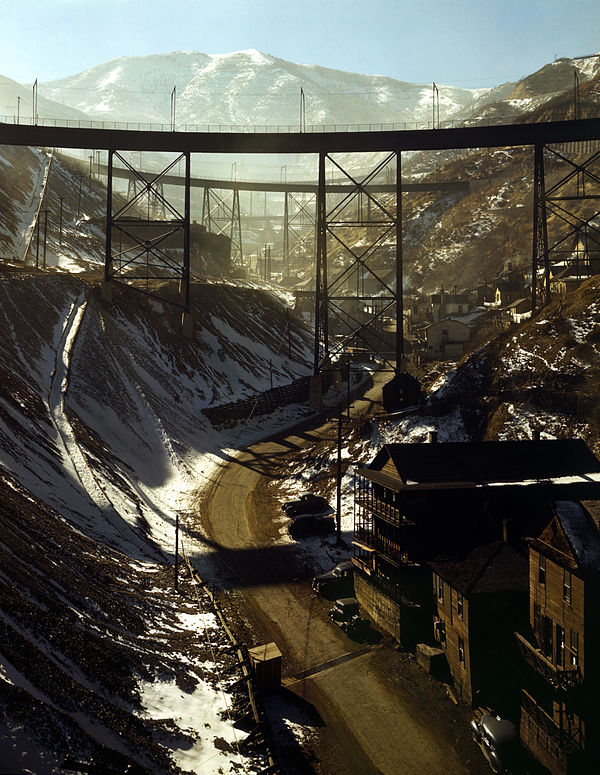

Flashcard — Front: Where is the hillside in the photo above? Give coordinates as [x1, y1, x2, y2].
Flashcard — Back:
[2, 47, 600, 771]
[0, 265, 315, 773]
[401, 64, 600, 292]
[424, 274, 600, 455]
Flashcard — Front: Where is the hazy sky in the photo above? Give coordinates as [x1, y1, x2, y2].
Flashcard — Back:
[1, 0, 598, 87]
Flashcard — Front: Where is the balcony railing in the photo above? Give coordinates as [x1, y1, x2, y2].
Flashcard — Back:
[516, 632, 582, 691]
[354, 528, 414, 567]
[355, 493, 415, 528]
[521, 689, 584, 752]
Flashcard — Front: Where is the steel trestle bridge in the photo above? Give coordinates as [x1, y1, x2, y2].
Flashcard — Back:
[2, 118, 599, 374]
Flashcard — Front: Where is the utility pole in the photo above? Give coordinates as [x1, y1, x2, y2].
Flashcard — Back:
[170, 85, 176, 131]
[432, 82, 440, 129]
[574, 69, 580, 120]
[35, 215, 40, 269]
[77, 174, 83, 219]
[16, 95, 20, 123]
[174, 513, 180, 593]
[32, 79, 38, 125]
[336, 406, 342, 545]
[42, 210, 48, 269]
[300, 86, 306, 132]
[347, 360, 351, 419]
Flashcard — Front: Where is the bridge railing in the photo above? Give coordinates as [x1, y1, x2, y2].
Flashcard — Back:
[0, 114, 530, 134]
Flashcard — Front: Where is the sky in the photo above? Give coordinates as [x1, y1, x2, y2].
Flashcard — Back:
[0, 0, 598, 88]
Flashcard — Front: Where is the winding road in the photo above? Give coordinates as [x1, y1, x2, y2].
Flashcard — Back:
[197, 381, 489, 775]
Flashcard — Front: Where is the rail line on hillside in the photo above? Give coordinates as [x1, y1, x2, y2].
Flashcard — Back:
[48, 296, 164, 559]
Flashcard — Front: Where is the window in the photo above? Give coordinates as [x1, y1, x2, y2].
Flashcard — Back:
[437, 576, 444, 603]
[434, 618, 446, 645]
[458, 637, 465, 665]
[533, 602, 541, 638]
[538, 554, 546, 585]
[456, 591, 463, 618]
[556, 625, 565, 667]
[563, 569, 572, 605]
[542, 616, 553, 658]
[569, 630, 579, 667]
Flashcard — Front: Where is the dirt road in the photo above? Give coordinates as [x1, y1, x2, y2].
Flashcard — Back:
[198, 386, 489, 774]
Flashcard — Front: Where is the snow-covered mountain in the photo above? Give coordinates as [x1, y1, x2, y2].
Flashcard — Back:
[24, 49, 600, 131]
[37, 49, 485, 128]
[0, 73, 88, 123]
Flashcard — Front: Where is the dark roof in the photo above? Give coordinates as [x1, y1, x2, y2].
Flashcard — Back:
[430, 542, 528, 595]
[553, 501, 600, 573]
[367, 440, 600, 488]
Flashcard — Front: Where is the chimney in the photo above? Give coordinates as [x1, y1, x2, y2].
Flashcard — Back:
[532, 429, 541, 442]
[429, 430, 438, 443]
[502, 518, 512, 543]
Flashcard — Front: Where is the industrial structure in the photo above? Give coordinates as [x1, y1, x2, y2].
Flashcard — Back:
[2, 117, 599, 377]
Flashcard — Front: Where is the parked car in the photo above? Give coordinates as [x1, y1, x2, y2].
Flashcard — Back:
[470, 714, 520, 774]
[328, 597, 365, 635]
[282, 493, 331, 517]
[312, 560, 354, 595]
[288, 513, 335, 539]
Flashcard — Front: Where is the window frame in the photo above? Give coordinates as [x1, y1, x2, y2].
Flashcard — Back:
[456, 590, 463, 618]
[538, 553, 546, 585]
[563, 568, 572, 605]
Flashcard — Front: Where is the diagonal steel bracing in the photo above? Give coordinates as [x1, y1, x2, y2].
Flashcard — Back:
[201, 187, 243, 267]
[314, 151, 402, 374]
[105, 150, 191, 312]
[283, 191, 316, 277]
[532, 141, 600, 309]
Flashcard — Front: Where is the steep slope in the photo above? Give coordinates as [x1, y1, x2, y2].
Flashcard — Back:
[0, 266, 314, 773]
[402, 65, 600, 292]
[427, 275, 600, 454]
[0, 73, 88, 123]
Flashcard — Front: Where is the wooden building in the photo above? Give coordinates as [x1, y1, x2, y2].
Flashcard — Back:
[352, 440, 600, 650]
[425, 319, 471, 361]
[430, 541, 528, 707]
[516, 500, 600, 775]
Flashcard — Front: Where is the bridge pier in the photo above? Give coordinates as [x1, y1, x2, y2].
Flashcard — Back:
[104, 149, 192, 320]
[313, 150, 403, 375]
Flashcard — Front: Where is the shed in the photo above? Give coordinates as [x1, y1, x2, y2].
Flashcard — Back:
[248, 642, 282, 692]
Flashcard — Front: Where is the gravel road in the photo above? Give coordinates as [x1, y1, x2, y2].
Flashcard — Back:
[197, 381, 491, 775]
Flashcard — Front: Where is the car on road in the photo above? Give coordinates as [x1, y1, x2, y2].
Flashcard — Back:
[470, 714, 520, 774]
[288, 512, 336, 539]
[328, 597, 365, 635]
[282, 493, 331, 517]
[312, 560, 354, 595]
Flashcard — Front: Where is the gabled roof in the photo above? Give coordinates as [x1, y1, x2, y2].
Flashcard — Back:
[365, 440, 600, 489]
[542, 501, 600, 574]
[430, 542, 528, 596]
[425, 318, 471, 332]
[506, 298, 530, 310]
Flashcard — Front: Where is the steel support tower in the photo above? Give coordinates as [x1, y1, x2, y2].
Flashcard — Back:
[532, 140, 600, 309]
[201, 187, 243, 268]
[314, 151, 402, 374]
[282, 191, 316, 278]
[105, 151, 191, 314]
